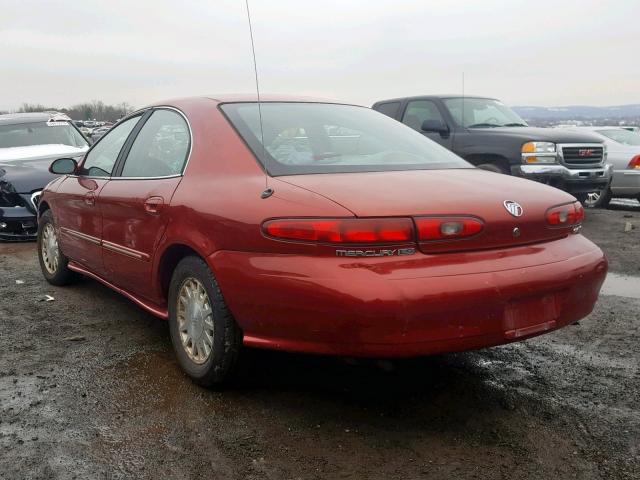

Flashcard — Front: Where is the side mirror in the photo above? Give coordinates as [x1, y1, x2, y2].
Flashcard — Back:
[49, 158, 78, 175]
[421, 119, 449, 136]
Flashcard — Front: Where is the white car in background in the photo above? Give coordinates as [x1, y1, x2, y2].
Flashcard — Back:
[560, 126, 640, 207]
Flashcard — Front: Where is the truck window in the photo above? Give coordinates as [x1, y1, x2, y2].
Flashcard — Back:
[374, 102, 400, 118]
[402, 100, 445, 131]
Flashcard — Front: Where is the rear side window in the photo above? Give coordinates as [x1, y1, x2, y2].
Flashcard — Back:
[120, 109, 190, 178]
[402, 100, 445, 131]
[374, 102, 400, 118]
[82, 116, 140, 177]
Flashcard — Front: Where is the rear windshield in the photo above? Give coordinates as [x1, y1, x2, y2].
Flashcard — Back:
[597, 129, 640, 146]
[220, 102, 471, 175]
[0, 121, 88, 149]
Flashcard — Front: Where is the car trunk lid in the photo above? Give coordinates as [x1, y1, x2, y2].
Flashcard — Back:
[276, 168, 578, 252]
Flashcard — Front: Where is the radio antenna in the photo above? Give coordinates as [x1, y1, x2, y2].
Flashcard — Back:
[461, 72, 465, 129]
[244, 0, 272, 196]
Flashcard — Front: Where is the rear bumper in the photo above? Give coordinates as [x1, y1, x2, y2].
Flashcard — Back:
[210, 235, 608, 358]
[0, 206, 37, 241]
[514, 163, 612, 193]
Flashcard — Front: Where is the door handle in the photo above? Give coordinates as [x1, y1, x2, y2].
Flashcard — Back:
[144, 196, 165, 215]
[84, 192, 96, 206]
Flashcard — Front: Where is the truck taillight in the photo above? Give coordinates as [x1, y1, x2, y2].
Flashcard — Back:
[262, 218, 414, 244]
[415, 217, 484, 241]
[546, 202, 583, 228]
[628, 155, 640, 169]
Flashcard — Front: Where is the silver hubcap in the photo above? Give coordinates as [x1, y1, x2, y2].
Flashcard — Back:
[41, 223, 59, 274]
[177, 277, 214, 364]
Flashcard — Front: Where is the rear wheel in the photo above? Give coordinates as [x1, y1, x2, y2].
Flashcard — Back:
[37, 209, 74, 286]
[168, 256, 242, 387]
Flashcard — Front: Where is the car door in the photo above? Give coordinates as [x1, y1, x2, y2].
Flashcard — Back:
[401, 100, 453, 149]
[55, 115, 142, 275]
[99, 108, 190, 299]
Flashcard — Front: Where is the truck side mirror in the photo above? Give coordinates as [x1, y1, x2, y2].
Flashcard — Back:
[421, 119, 449, 137]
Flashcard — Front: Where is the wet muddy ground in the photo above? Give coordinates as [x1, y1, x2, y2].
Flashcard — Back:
[1, 205, 639, 479]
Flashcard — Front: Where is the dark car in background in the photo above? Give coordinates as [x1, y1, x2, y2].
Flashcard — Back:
[372, 95, 612, 204]
[0, 112, 89, 240]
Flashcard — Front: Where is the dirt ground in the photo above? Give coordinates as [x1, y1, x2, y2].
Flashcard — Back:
[1, 203, 639, 480]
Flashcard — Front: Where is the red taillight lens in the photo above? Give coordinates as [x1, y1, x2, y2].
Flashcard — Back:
[415, 217, 484, 241]
[262, 218, 414, 244]
[628, 154, 640, 169]
[546, 202, 583, 227]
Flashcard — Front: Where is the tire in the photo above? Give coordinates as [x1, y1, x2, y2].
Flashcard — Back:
[597, 188, 612, 209]
[37, 209, 75, 286]
[476, 163, 507, 174]
[168, 256, 243, 387]
[577, 190, 610, 209]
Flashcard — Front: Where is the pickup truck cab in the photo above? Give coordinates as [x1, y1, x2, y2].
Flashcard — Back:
[372, 95, 612, 203]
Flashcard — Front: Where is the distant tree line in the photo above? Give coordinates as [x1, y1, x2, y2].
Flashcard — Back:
[3, 100, 135, 122]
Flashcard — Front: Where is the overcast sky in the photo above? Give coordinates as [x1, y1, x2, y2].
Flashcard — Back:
[0, 0, 638, 111]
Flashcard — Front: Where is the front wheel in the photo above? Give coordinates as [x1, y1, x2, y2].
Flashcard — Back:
[37, 209, 75, 286]
[168, 256, 243, 387]
[577, 189, 610, 209]
[476, 163, 507, 174]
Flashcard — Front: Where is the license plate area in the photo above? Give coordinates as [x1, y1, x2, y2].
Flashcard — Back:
[503, 293, 561, 339]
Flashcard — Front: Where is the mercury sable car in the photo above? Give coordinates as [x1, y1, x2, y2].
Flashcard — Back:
[0, 112, 89, 240]
[37, 96, 607, 386]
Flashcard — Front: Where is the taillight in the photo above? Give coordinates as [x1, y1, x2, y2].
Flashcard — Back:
[546, 202, 584, 227]
[628, 154, 640, 169]
[415, 217, 484, 241]
[262, 218, 414, 244]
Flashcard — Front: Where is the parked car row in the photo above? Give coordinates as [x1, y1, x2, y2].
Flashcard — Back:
[74, 120, 114, 143]
[2, 97, 639, 243]
[34, 95, 608, 386]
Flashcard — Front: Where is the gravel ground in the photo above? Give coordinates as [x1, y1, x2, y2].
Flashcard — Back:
[0, 205, 639, 479]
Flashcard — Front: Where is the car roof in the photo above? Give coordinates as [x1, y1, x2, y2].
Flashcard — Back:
[142, 95, 360, 113]
[373, 95, 496, 104]
[0, 111, 72, 126]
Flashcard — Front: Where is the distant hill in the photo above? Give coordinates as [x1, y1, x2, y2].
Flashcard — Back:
[513, 104, 640, 119]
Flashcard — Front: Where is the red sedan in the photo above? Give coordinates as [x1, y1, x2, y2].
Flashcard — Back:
[37, 96, 607, 386]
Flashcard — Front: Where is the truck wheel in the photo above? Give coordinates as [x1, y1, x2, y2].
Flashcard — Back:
[579, 190, 610, 209]
[168, 256, 243, 387]
[476, 163, 507, 174]
[37, 209, 75, 286]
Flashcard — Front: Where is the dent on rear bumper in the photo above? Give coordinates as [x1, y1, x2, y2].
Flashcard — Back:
[209, 235, 607, 357]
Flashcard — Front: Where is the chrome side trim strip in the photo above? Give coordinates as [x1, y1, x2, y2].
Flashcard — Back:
[60, 227, 101, 245]
[102, 240, 149, 260]
[60, 227, 149, 261]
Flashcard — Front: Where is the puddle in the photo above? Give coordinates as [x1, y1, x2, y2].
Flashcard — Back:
[600, 272, 640, 299]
